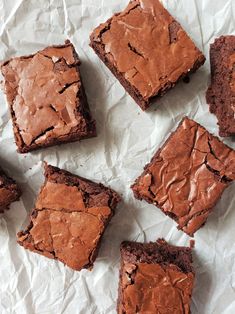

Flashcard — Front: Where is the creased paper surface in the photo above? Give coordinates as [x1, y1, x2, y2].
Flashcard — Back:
[0, 0, 235, 313]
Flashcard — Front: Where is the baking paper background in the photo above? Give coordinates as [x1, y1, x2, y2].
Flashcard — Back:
[0, 0, 234, 313]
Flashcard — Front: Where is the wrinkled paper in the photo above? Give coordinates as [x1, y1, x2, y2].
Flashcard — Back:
[0, 0, 235, 313]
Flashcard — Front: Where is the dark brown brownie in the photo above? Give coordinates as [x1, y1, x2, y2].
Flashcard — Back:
[117, 239, 195, 313]
[131, 117, 235, 236]
[90, 0, 205, 110]
[1, 40, 96, 153]
[0, 167, 21, 212]
[17, 163, 121, 271]
[206, 35, 235, 137]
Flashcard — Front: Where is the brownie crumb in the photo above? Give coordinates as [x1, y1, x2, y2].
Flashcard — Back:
[190, 240, 195, 249]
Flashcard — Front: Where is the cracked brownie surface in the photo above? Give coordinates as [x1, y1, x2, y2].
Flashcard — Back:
[17, 164, 121, 271]
[1, 40, 96, 153]
[117, 239, 194, 314]
[131, 117, 235, 236]
[206, 35, 235, 137]
[90, 0, 205, 110]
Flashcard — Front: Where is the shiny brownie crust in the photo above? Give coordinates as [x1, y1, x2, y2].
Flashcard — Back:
[1, 41, 96, 153]
[131, 117, 235, 236]
[17, 164, 121, 271]
[90, 0, 205, 110]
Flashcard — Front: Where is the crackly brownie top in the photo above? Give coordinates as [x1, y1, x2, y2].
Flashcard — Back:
[119, 240, 194, 314]
[1, 41, 91, 148]
[132, 117, 235, 236]
[91, 0, 205, 100]
[17, 164, 120, 270]
[206, 35, 235, 137]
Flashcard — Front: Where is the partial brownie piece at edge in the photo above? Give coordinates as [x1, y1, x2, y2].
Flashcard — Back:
[117, 239, 195, 314]
[1, 40, 96, 153]
[90, 0, 205, 110]
[0, 167, 21, 212]
[131, 117, 235, 236]
[206, 35, 235, 137]
[17, 163, 121, 271]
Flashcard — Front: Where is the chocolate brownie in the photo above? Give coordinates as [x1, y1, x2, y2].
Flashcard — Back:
[131, 117, 235, 236]
[17, 163, 121, 271]
[206, 35, 235, 137]
[90, 0, 205, 110]
[117, 239, 194, 313]
[0, 167, 21, 212]
[1, 40, 96, 153]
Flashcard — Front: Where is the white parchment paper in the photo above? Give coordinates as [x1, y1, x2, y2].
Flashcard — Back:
[0, 0, 235, 313]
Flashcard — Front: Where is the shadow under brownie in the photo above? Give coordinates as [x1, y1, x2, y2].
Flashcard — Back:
[17, 163, 121, 271]
[1, 40, 96, 153]
[117, 239, 194, 313]
[131, 117, 235, 236]
[90, 0, 205, 110]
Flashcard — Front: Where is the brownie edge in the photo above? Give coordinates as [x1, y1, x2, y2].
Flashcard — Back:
[206, 35, 235, 137]
[120, 239, 194, 273]
[0, 168, 21, 212]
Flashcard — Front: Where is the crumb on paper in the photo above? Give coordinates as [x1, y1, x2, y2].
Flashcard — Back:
[190, 240, 195, 249]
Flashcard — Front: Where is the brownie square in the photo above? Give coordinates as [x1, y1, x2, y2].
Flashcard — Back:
[206, 35, 235, 137]
[0, 167, 21, 212]
[90, 0, 205, 110]
[131, 117, 235, 236]
[117, 239, 194, 313]
[1, 40, 96, 153]
[17, 163, 121, 271]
